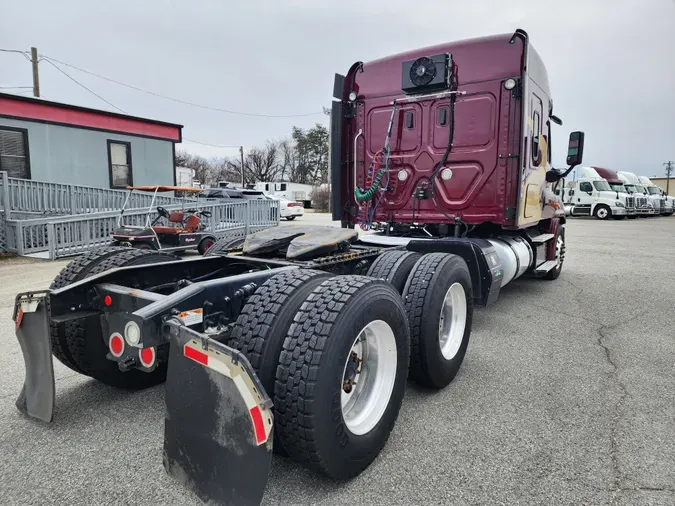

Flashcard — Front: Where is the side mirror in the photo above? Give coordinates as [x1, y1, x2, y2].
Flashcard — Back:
[569, 189, 575, 196]
[566, 131, 585, 166]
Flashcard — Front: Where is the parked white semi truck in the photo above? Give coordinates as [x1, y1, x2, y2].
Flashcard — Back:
[562, 166, 631, 220]
[637, 176, 674, 216]
[591, 167, 638, 219]
[617, 172, 659, 217]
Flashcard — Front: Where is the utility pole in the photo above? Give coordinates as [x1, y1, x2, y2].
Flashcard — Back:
[665, 160, 674, 196]
[30, 47, 40, 97]
[239, 146, 245, 188]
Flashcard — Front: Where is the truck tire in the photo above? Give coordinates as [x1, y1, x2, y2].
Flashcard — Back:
[204, 235, 246, 256]
[274, 276, 410, 479]
[366, 250, 422, 293]
[228, 269, 332, 455]
[543, 227, 565, 281]
[402, 253, 473, 389]
[49, 247, 179, 388]
[594, 205, 611, 220]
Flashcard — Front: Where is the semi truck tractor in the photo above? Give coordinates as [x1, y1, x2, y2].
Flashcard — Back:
[12, 29, 585, 506]
[617, 171, 659, 217]
[591, 167, 638, 219]
[638, 176, 673, 216]
[561, 166, 629, 220]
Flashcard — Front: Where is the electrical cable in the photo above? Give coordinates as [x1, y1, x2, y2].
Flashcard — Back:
[0, 48, 32, 61]
[39, 54, 325, 118]
[42, 59, 127, 113]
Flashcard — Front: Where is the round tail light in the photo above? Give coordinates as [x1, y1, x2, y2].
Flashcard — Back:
[109, 333, 124, 358]
[139, 347, 156, 368]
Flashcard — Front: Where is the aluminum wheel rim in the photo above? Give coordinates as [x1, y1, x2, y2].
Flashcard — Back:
[597, 208, 608, 218]
[438, 282, 467, 360]
[340, 320, 397, 436]
[555, 235, 564, 267]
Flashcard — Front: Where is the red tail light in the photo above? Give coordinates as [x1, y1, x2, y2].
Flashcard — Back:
[109, 333, 124, 357]
[287, 203, 302, 207]
[139, 347, 156, 368]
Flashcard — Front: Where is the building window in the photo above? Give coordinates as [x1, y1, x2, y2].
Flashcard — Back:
[0, 127, 30, 179]
[107, 140, 133, 188]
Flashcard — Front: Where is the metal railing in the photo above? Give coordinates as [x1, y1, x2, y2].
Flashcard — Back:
[5, 199, 280, 259]
[0, 171, 200, 215]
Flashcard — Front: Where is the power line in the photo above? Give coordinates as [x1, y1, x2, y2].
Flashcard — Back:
[39, 54, 325, 118]
[182, 138, 243, 148]
[0, 48, 32, 61]
[42, 58, 126, 113]
[0, 86, 33, 89]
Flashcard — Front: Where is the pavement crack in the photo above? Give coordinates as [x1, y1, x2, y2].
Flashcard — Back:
[597, 324, 629, 500]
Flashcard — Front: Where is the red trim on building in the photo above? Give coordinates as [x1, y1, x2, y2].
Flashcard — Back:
[0, 93, 182, 142]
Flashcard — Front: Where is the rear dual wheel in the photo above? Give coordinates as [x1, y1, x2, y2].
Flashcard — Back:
[366, 250, 474, 389]
[49, 247, 179, 388]
[402, 253, 473, 389]
[229, 272, 410, 479]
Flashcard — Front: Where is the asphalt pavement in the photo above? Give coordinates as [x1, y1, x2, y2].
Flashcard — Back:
[0, 215, 673, 506]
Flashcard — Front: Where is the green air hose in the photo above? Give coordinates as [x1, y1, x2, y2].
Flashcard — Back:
[355, 167, 386, 201]
[355, 147, 390, 202]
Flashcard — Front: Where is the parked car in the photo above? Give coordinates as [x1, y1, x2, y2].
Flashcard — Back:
[201, 188, 246, 201]
[264, 194, 304, 220]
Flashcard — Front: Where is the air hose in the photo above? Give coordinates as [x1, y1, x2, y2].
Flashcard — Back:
[355, 148, 389, 201]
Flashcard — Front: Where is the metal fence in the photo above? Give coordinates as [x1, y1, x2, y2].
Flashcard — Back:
[5, 199, 279, 259]
[0, 171, 200, 215]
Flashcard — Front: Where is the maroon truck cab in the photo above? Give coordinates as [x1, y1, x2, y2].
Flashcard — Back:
[331, 29, 568, 233]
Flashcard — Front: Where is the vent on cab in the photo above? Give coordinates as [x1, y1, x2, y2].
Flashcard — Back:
[402, 53, 451, 94]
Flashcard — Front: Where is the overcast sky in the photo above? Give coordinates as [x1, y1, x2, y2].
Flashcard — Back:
[2, 0, 674, 176]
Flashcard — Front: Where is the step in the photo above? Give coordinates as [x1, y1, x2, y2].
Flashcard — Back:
[529, 233, 555, 244]
[534, 260, 558, 274]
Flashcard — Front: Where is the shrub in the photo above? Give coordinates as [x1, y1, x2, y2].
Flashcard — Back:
[310, 186, 331, 212]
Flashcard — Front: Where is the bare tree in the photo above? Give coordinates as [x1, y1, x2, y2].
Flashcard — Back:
[227, 141, 281, 184]
[279, 138, 297, 182]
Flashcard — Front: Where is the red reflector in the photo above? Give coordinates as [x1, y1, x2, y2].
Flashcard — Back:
[110, 334, 124, 356]
[15, 308, 24, 330]
[184, 345, 209, 366]
[104, 295, 112, 307]
[139, 347, 156, 367]
[249, 406, 266, 445]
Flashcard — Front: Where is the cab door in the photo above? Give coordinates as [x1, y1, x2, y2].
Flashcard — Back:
[574, 181, 593, 215]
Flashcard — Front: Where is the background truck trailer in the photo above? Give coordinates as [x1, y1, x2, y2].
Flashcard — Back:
[13, 28, 585, 506]
[254, 182, 314, 207]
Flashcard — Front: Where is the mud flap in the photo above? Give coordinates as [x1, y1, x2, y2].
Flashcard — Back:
[13, 291, 55, 423]
[163, 322, 273, 506]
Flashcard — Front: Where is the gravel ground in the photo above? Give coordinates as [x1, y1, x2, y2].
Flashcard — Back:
[0, 216, 673, 506]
